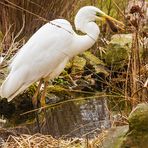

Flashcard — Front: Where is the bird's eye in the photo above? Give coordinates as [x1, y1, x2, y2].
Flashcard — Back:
[96, 12, 102, 17]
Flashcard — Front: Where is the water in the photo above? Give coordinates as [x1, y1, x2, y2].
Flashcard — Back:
[0, 92, 111, 138]
[27, 96, 110, 138]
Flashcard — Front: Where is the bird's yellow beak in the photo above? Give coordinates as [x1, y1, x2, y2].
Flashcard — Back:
[96, 12, 125, 32]
[103, 14, 124, 26]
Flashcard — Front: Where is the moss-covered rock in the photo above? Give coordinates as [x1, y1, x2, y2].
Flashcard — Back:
[83, 51, 105, 66]
[121, 130, 148, 148]
[109, 34, 132, 48]
[104, 34, 132, 70]
[71, 56, 86, 75]
[101, 126, 128, 148]
[102, 103, 148, 148]
[105, 44, 128, 70]
[121, 103, 148, 148]
[128, 103, 148, 132]
[82, 51, 109, 76]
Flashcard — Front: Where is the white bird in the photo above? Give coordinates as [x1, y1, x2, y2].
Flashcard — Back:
[0, 6, 124, 105]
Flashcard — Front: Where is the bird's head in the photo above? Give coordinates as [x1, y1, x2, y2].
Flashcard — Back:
[75, 6, 124, 33]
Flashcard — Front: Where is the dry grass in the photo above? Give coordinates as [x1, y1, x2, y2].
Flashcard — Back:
[3, 134, 64, 148]
[1, 133, 86, 148]
[0, 127, 108, 148]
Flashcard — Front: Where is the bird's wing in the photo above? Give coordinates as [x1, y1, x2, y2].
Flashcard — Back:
[1, 19, 74, 100]
[6, 56, 70, 102]
[11, 19, 74, 71]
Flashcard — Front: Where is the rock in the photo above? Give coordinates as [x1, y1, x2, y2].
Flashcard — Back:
[121, 103, 148, 148]
[104, 33, 147, 70]
[110, 34, 132, 48]
[71, 56, 86, 75]
[101, 103, 148, 148]
[82, 51, 109, 76]
[0, 99, 16, 119]
[101, 126, 128, 148]
[83, 51, 105, 65]
[128, 103, 148, 131]
[0, 89, 35, 125]
[103, 34, 132, 70]
[105, 44, 128, 70]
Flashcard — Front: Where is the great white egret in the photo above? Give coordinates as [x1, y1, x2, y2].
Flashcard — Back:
[0, 6, 124, 106]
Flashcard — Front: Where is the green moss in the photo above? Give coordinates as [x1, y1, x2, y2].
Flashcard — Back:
[121, 103, 148, 148]
[47, 85, 68, 94]
[102, 104, 148, 148]
[105, 44, 128, 70]
[128, 103, 148, 131]
[71, 56, 86, 74]
[83, 51, 105, 65]
[110, 34, 132, 48]
[103, 34, 133, 70]
[121, 130, 148, 148]
[101, 126, 128, 148]
[82, 51, 109, 76]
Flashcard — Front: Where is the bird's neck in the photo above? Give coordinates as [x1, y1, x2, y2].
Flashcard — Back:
[83, 22, 100, 41]
[71, 22, 100, 57]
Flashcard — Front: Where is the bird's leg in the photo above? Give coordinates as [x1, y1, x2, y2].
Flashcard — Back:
[40, 80, 50, 133]
[40, 80, 48, 107]
[32, 79, 43, 133]
[32, 79, 43, 107]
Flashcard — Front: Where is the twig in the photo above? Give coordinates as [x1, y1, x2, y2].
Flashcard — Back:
[20, 94, 125, 115]
[0, 0, 48, 22]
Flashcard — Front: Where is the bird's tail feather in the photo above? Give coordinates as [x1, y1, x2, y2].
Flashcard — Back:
[6, 83, 31, 102]
[0, 70, 32, 102]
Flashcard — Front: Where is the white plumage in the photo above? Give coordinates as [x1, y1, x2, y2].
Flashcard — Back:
[0, 6, 124, 102]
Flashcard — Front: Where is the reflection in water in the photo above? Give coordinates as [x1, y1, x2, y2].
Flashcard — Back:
[79, 99, 110, 138]
[29, 97, 110, 138]
[0, 93, 110, 138]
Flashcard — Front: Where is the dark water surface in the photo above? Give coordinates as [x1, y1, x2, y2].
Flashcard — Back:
[27, 97, 110, 138]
